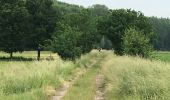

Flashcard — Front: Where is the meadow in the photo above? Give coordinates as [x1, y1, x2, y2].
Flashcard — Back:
[0, 51, 170, 100]
[154, 51, 170, 62]
[62, 51, 170, 100]
[101, 51, 170, 100]
[0, 51, 99, 100]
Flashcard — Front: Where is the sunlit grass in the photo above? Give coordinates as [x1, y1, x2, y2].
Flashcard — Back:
[154, 51, 170, 62]
[63, 67, 98, 100]
[1, 50, 170, 100]
[101, 51, 170, 100]
[0, 58, 76, 99]
[0, 50, 101, 100]
[63, 50, 106, 100]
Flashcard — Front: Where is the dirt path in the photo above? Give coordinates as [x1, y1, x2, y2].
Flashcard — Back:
[51, 82, 70, 100]
[51, 60, 97, 100]
[95, 74, 105, 100]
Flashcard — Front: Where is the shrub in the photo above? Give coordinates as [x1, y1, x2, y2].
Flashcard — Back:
[123, 28, 152, 58]
[50, 27, 82, 60]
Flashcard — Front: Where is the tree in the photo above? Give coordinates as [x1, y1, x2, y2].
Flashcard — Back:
[50, 26, 82, 60]
[97, 9, 153, 55]
[48, 8, 102, 60]
[0, 0, 29, 58]
[25, 0, 58, 60]
[53, 1, 83, 15]
[149, 17, 170, 50]
[123, 28, 152, 58]
[64, 9, 101, 54]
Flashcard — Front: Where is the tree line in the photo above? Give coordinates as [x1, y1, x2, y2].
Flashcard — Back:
[149, 17, 170, 51]
[0, 0, 168, 60]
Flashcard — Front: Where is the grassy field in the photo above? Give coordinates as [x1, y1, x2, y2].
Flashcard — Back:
[0, 51, 100, 100]
[62, 51, 170, 100]
[101, 51, 170, 100]
[0, 53, 73, 99]
[1, 51, 170, 100]
[154, 51, 170, 62]
[63, 53, 105, 100]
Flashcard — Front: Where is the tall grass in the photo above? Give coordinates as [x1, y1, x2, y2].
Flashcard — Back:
[0, 59, 77, 99]
[101, 51, 170, 100]
[63, 67, 98, 100]
[63, 50, 104, 100]
[2, 50, 169, 100]
[0, 50, 101, 100]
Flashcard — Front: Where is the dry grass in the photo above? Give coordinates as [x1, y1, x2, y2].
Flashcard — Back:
[101, 51, 170, 100]
[0, 50, 101, 100]
[1, 50, 170, 100]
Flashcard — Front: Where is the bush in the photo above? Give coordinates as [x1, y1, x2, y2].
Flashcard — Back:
[50, 27, 82, 60]
[123, 28, 152, 58]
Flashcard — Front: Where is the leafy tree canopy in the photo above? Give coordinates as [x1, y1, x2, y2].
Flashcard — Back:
[0, 0, 29, 57]
[97, 9, 153, 55]
[25, 0, 59, 50]
[123, 28, 152, 58]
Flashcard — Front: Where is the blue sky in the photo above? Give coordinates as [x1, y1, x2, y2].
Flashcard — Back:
[58, 0, 170, 18]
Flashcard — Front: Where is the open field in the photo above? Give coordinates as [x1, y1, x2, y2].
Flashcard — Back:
[1, 51, 170, 100]
[63, 51, 170, 100]
[0, 53, 73, 100]
[1, 0, 170, 100]
[0, 51, 100, 100]
[101, 51, 170, 100]
[154, 51, 170, 62]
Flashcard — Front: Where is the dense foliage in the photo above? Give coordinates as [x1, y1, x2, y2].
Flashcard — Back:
[0, 0, 29, 58]
[25, 0, 59, 50]
[48, 4, 108, 59]
[100, 35, 113, 50]
[97, 9, 153, 55]
[1, 0, 169, 59]
[149, 17, 170, 50]
[123, 28, 152, 57]
[50, 26, 82, 60]
[0, 0, 58, 58]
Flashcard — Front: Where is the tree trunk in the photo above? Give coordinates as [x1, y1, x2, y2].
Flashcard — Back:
[10, 52, 13, 59]
[37, 50, 41, 61]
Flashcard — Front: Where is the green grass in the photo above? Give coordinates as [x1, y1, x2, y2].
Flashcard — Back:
[153, 51, 170, 62]
[1, 50, 170, 100]
[63, 51, 105, 100]
[0, 50, 101, 100]
[101, 51, 170, 100]
[63, 62, 101, 100]
[0, 60, 76, 100]
[63, 67, 98, 100]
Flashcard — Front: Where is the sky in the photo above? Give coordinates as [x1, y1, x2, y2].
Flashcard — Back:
[58, 0, 170, 18]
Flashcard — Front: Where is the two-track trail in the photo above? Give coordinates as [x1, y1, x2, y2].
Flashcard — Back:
[94, 74, 105, 100]
[51, 59, 98, 100]
[51, 51, 108, 100]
